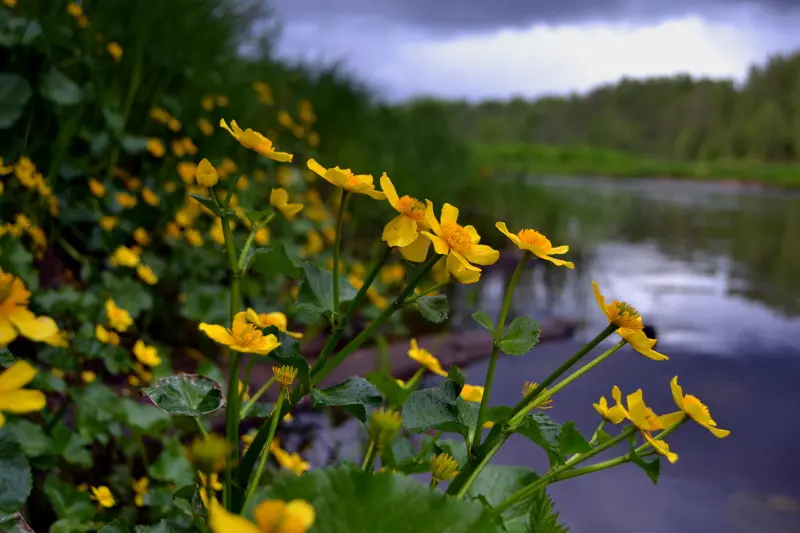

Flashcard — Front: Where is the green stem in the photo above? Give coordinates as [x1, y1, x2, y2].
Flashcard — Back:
[405, 281, 450, 303]
[243, 390, 285, 509]
[332, 190, 350, 326]
[361, 441, 378, 471]
[404, 367, 426, 390]
[589, 420, 607, 446]
[311, 246, 392, 376]
[312, 254, 441, 385]
[472, 254, 528, 450]
[240, 378, 276, 419]
[238, 212, 275, 273]
[494, 426, 636, 514]
[430, 478, 440, 489]
[240, 357, 255, 400]
[194, 417, 209, 438]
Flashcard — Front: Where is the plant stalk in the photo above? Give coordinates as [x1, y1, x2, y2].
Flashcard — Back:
[243, 390, 285, 509]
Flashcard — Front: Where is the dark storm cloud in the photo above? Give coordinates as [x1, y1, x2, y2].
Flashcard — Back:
[272, 0, 800, 34]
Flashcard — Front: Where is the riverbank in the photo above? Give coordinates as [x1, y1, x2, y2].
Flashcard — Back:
[473, 143, 800, 188]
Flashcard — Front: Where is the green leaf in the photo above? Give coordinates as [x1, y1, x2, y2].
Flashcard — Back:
[120, 136, 149, 154]
[101, 272, 153, 317]
[526, 490, 569, 533]
[471, 311, 495, 334]
[514, 414, 564, 467]
[447, 365, 466, 387]
[248, 244, 301, 277]
[435, 438, 468, 467]
[310, 377, 383, 423]
[40, 68, 83, 106]
[148, 439, 195, 487]
[187, 194, 225, 217]
[120, 399, 171, 434]
[558, 421, 591, 457]
[592, 428, 613, 445]
[296, 262, 357, 317]
[366, 372, 411, 406]
[99, 520, 133, 533]
[7, 419, 51, 458]
[43, 475, 94, 521]
[74, 382, 121, 444]
[134, 520, 178, 533]
[245, 208, 274, 225]
[102, 107, 124, 134]
[0, 512, 34, 533]
[415, 294, 449, 323]
[467, 465, 539, 533]
[181, 284, 229, 324]
[629, 435, 661, 484]
[496, 317, 540, 356]
[0, 73, 32, 129]
[402, 380, 479, 443]
[251, 465, 502, 532]
[0, 428, 31, 513]
[142, 374, 225, 416]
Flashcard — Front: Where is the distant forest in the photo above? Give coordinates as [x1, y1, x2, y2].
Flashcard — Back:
[414, 50, 800, 162]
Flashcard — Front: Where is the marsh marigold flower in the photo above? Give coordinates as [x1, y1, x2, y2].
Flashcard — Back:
[379, 174, 430, 262]
[136, 264, 158, 285]
[220, 119, 293, 162]
[141, 187, 159, 206]
[522, 381, 553, 409]
[81, 370, 96, 383]
[90, 486, 115, 508]
[198, 118, 214, 136]
[495, 222, 574, 269]
[307, 159, 386, 200]
[195, 158, 218, 187]
[88, 178, 106, 197]
[190, 434, 231, 473]
[116, 191, 137, 209]
[209, 498, 315, 533]
[146, 139, 165, 158]
[616, 388, 679, 464]
[105, 299, 133, 332]
[245, 309, 303, 339]
[460, 384, 484, 403]
[272, 365, 298, 389]
[407, 338, 446, 377]
[592, 281, 643, 330]
[368, 407, 403, 449]
[617, 327, 668, 361]
[185, 228, 204, 247]
[107, 42, 123, 61]
[670, 376, 730, 438]
[132, 477, 148, 507]
[199, 312, 280, 355]
[95, 324, 120, 345]
[430, 453, 459, 482]
[109, 246, 140, 268]
[133, 227, 151, 247]
[422, 202, 499, 284]
[0, 270, 59, 346]
[133, 340, 161, 367]
[255, 227, 270, 246]
[271, 440, 311, 475]
[269, 188, 303, 219]
[0, 361, 46, 428]
[593, 386, 627, 424]
[100, 216, 118, 231]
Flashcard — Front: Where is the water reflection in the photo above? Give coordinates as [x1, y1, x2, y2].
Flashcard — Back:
[459, 175, 800, 355]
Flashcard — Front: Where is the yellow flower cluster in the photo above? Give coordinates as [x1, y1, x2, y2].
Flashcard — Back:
[5, 157, 59, 217]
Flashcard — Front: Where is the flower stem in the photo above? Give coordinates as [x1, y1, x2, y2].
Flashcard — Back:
[472, 254, 528, 451]
[405, 281, 450, 303]
[430, 478, 440, 489]
[238, 212, 275, 273]
[243, 390, 285, 509]
[361, 441, 378, 471]
[194, 417, 209, 438]
[240, 378, 276, 419]
[332, 190, 350, 326]
[404, 367, 426, 390]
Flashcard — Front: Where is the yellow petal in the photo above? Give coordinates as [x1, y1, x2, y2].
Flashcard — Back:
[495, 221, 523, 248]
[440, 203, 459, 226]
[670, 376, 685, 411]
[592, 281, 610, 322]
[464, 225, 481, 244]
[0, 412, 5, 428]
[253, 500, 286, 532]
[322, 168, 348, 188]
[380, 174, 401, 212]
[549, 245, 569, 255]
[423, 200, 442, 236]
[448, 254, 481, 284]
[421, 231, 450, 256]
[284, 500, 316, 530]
[9, 308, 59, 341]
[265, 151, 293, 163]
[382, 214, 418, 248]
[0, 317, 17, 347]
[658, 411, 685, 428]
[463, 244, 500, 266]
[537, 254, 575, 269]
[399, 234, 431, 263]
[209, 499, 261, 533]
[0, 360, 37, 392]
[363, 188, 387, 200]
[0, 389, 46, 413]
[450, 250, 481, 272]
[306, 159, 327, 178]
[199, 323, 236, 346]
[702, 422, 731, 439]
[270, 188, 289, 208]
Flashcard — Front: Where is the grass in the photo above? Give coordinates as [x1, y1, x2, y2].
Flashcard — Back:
[473, 143, 800, 188]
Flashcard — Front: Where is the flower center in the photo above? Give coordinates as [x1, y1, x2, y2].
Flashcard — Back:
[517, 229, 551, 249]
[397, 195, 426, 221]
[441, 222, 472, 254]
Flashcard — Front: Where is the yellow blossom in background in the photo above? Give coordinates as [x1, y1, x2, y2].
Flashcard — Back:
[307, 159, 386, 199]
[304, 230, 323, 256]
[150, 107, 171, 123]
[218, 157, 237, 177]
[171, 139, 187, 157]
[380, 174, 431, 262]
[132, 477, 148, 507]
[348, 274, 388, 309]
[66, 2, 83, 18]
[81, 370, 96, 383]
[177, 162, 197, 184]
[133, 340, 161, 367]
[109, 246, 140, 267]
[460, 385, 484, 403]
[670, 377, 730, 438]
[105, 298, 133, 332]
[592, 281, 644, 330]
[125, 177, 142, 191]
[216, 95, 228, 106]
[88, 178, 106, 197]
[254, 227, 270, 246]
[0, 361, 47, 428]
[195, 158, 218, 187]
[208, 498, 315, 533]
[308, 131, 320, 147]
[593, 387, 627, 423]
[619, 388, 679, 464]
[200, 312, 280, 355]
[236, 175, 249, 190]
[276, 166, 292, 187]
[617, 328, 668, 361]
[380, 264, 405, 286]
[164, 222, 181, 239]
[146, 138, 165, 157]
[271, 440, 311, 475]
[167, 118, 181, 132]
[209, 219, 225, 245]
[163, 181, 177, 192]
[245, 309, 303, 339]
[95, 324, 120, 345]
[220, 119, 294, 162]
[299, 99, 316, 123]
[43, 330, 68, 348]
[322, 227, 336, 244]
[4, 0, 17, 8]
[0, 270, 59, 346]
[90, 486, 115, 508]
[495, 222, 574, 269]
[252, 81, 274, 105]
[133, 227, 151, 247]
[430, 453, 459, 482]
[141, 187, 159, 206]
[201, 95, 215, 111]
[116, 191, 137, 209]
[241, 431, 256, 454]
[185, 228, 204, 247]
[107, 42, 123, 61]
[422, 202, 499, 284]
[408, 338, 447, 377]
[521, 381, 554, 409]
[198, 117, 214, 136]
[270, 188, 304, 219]
[369, 407, 403, 449]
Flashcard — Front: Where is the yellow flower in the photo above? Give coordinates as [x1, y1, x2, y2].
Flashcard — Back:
[368, 407, 403, 449]
[199, 312, 280, 355]
[220, 119, 293, 162]
[185, 228, 204, 247]
[521, 381, 553, 409]
[422, 202, 499, 284]
[133, 227, 151, 247]
[198, 118, 214, 136]
[495, 222, 574, 269]
[617, 328, 668, 361]
[407, 338, 446, 377]
[270, 188, 304, 219]
[592, 386, 627, 423]
[149, 107, 171, 123]
[304, 231, 323, 256]
[135, 264, 157, 286]
[460, 384, 484, 403]
[271, 440, 311, 475]
[216, 95, 229, 107]
[670, 377, 730, 438]
[592, 281, 644, 330]
[430, 453, 459, 482]
[133, 340, 161, 367]
[81, 370, 96, 384]
[307, 159, 386, 200]
[168, 118, 182, 132]
[106, 42, 123, 61]
[90, 486, 115, 508]
[237, 175, 249, 190]
[146, 139, 165, 158]
[105, 299, 133, 332]
[88, 178, 106, 197]
[43, 330, 68, 348]
[66, 2, 83, 18]
[272, 365, 298, 389]
[380, 264, 405, 286]
[132, 477, 148, 507]
[199, 472, 224, 492]
[618, 388, 679, 464]
[347, 275, 388, 310]
[308, 132, 320, 147]
[196, 158, 218, 187]
[209, 498, 315, 533]
[95, 324, 120, 345]
[201, 95, 215, 112]
[218, 157, 237, 177]
[4, 0, 18, 7]
[165, 222, 181, 239]
[379, 174, 431, 262]
[255, 227, 270, 246]
[0, 270, 59, 346]
[98, 216, 118, 232]
[245, 309, 303, 339]
[191, 435, 231, 473]
[109, 245, 140, 268]
[141, 187, 160, 206]
[0, 361, 46, 428]
[177, 162, 197, 184]
[116, 191, 137, 209]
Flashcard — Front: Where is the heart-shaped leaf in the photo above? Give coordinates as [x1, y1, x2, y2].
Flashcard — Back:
[496, 317, 540, 356]
[0, 428, 32, 513]
[142, 374, 225, 416]
[310, 377, 383, 423]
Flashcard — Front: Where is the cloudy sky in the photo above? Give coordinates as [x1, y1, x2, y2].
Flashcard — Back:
[270, 0, 800, 102]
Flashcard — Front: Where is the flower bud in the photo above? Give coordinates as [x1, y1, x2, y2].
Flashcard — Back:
[273, 365, 299, 389]
[430, 453, 459, 482]
[368, 407, 402, 449]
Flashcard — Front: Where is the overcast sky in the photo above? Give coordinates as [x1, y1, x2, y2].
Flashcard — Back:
[270, 0, 800, 102]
